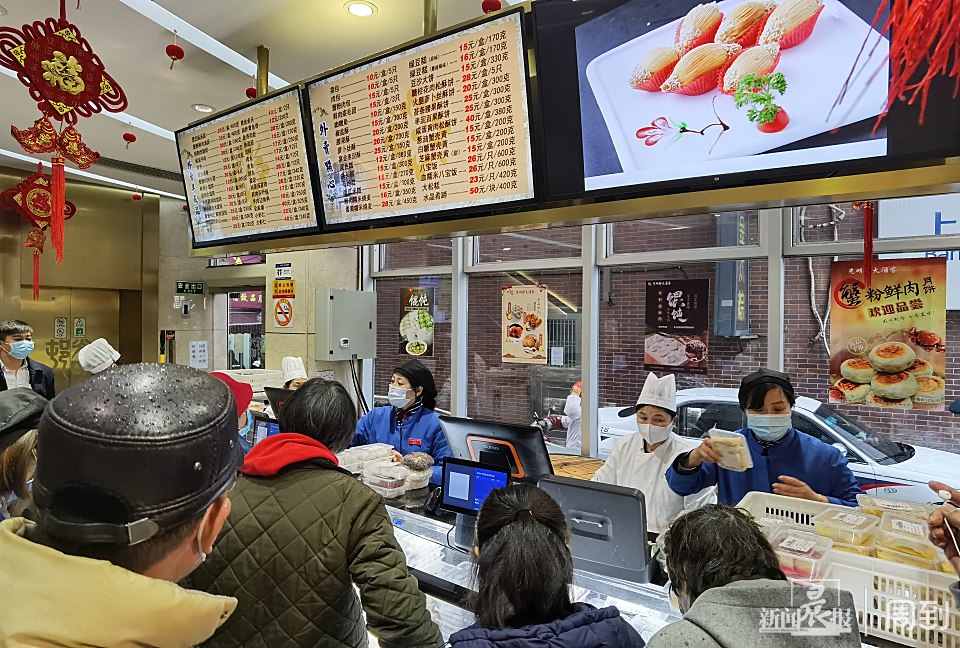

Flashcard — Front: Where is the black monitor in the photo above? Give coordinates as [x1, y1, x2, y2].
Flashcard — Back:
[538, 475, 653, 584]
[441, 458, 511, 516]
[439, 416, 554, 482]
[264, 386, 295, 418]
[251, 412, 280, 445]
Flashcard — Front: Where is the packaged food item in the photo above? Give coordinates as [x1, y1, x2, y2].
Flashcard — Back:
[832, 541, 874, 557]
[812, 508, 879, 545]
[936, 550, 955, 575]
[707, 428, 754, 472]
[875, 546, 937, 571]
[754, 515, 783, 540]
[770, 528, 833, 580]
[857, 494, 933, 521]
[403, 452, 435, 472]
[877, 512, 937, 560]
[366, 483, 407, 499]
[406, 469, 432, 491]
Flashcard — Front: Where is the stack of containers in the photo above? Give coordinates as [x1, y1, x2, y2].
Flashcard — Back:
[336, 443, 395, 475]
[363, 459, 409, 498]
[768, 525, 834, 580]
[811, 507, 879, 557]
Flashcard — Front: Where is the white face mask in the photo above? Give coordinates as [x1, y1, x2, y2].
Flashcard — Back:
[637, 422, 671, 445]
[387, 385, 413, 409]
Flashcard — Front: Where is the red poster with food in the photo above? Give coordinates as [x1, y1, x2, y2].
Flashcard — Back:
[829, 258, 947, 410]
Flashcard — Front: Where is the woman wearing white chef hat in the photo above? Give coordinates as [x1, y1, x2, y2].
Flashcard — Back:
[281, 356, 308, 390]
[592, 372, 715, 535]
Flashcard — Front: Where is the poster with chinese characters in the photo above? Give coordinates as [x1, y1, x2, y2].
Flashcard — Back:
[306, 11, 534, 227]
[399, 287, 435, 357]
[502, 284, 547, 365]
[644, 280, 710, 374]
[829, 259, 947, 410]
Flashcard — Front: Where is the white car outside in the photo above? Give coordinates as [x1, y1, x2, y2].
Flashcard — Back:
[598, 388, 960, 505]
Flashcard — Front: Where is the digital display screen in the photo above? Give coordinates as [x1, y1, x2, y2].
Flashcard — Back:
[253, 416, 280, 445]
[442, 459, 510, 514]
[176, 88, 320, 247]
[305, 10, 535, 229]
[533, 0, 960, 202]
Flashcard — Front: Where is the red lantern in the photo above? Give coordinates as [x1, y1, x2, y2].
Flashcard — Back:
[166, 32, 184, 70]
[132, 193, 142, 201]
[182, 204, 189, 211]
[246, 87, 258, 99]
[482, 0, 501, 13]
[122, 131, 136, 149]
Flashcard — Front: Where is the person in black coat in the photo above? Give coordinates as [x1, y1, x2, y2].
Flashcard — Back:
[0, 320, 54, 399]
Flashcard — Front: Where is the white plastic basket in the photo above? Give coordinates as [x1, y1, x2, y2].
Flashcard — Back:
[737, 492, 960, 647]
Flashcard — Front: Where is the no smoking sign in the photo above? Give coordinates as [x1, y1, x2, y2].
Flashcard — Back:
[274, 298, 293, 327]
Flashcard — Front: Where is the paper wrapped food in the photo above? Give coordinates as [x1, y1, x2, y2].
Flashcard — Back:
[402, 451, 435, 471]
[721, 43, 780, 94]
[661, 43, 742, 95]
[715, 0, 777, 47]
[758, 0, 824, 50]
[707, 427, 754, 472]
[629, 46, 682, 91]
[675, 3, 724, 53]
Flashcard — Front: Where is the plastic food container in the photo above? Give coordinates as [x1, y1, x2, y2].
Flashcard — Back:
[832, 541, 874, 557]
[875, 545, 937, 571]
[363, 460, 408, 481]
[812, 508, 879, 545]
[707, 428, 753, 472]
[770, 528, 833, 580]
[363, 475, 405, 489]
[754, 516, 783, 540]
[406, 469, 431, 491]
[936, 550, 955, 575]
[877, 512, 937, 560]
[366, 483, 407, 499]
[857, 494, 933, 520]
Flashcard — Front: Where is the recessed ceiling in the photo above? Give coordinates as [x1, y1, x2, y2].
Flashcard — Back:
[0, 0, 491, 197]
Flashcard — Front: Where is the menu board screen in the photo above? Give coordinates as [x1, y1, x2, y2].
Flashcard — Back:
[306, 11, 534, 228]
[176, 89, 319, 247]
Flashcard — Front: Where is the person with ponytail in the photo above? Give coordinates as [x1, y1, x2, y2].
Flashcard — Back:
[353, 359, 451, 485]
[448, 483, 645, 648]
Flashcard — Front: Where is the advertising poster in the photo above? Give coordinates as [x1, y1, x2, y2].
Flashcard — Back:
[399, 287, 435, 358]
[829, 258, 947, 410]
[644, 280, 710, 374]
[502, 284, 548, 365]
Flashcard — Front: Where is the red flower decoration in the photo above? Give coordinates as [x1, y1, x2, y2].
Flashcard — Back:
[635, 116, 680, 146]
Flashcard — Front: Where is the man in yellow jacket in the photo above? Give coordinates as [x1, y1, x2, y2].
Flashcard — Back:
[0, 364, 241, 647]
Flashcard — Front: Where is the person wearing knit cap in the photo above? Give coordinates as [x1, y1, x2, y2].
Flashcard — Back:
[211, 372, 255, 455]
[352, 359, 451, 485]
[78, 338, 121, 374]
[666, 368, 861, 507]
[281, 357, 308, 390]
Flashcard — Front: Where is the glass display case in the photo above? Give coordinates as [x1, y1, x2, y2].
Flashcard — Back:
[385, 506, 681, 642]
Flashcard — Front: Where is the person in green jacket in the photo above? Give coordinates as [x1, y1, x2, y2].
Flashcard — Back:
[190, 378, 443, 648]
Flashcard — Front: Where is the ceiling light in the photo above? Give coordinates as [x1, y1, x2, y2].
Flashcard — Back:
[192, 103, 215, 113]
[346, 2, 377, 17]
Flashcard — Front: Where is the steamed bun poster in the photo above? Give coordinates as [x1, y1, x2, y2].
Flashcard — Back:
[829, 258, 947, 411]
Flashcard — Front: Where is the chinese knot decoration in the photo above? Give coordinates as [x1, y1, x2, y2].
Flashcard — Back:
[0, 0, 126, 264]
[1, 164, 77, 300]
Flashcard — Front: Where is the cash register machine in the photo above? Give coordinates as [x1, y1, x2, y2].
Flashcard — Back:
[440, 458, 511, 548]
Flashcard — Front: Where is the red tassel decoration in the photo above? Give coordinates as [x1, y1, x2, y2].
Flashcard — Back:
[50, 156, 66, 263]
[32, 252, 41, 300]
[854, 201, 876, 288]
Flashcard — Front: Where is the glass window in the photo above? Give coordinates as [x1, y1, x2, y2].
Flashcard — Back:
[209, 254, 265, 267]
[610, 211, 758, 254]
[381, 240, 453, 271]
[227, 291, 265, 369]
[599, 262, 769, 411]
[467, 271, 582, 428]
[679, 402, 744, 439]
[374, 276, 452, 412]
[475, 227, 582, 263]
[793, 202, 867, 244]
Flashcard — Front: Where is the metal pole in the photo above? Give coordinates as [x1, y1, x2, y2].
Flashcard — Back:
[451, 237, 469, 417]
[256, 46, 269, 97]
[580, 224, 600, 457]
[763, 208, 786, 371]
[423, 0, 438, 36]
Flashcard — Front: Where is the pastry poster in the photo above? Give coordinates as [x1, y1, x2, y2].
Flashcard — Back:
[501, 284, 547, 365]
[644, 279, 710, 374]
[829, 259, 947, 410]
[399, 286, 435, 358]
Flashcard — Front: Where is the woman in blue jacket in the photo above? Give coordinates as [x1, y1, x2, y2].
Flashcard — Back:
[353, 359, 450, 485]
[666, 368, 862, 507]
[449, 483, 644, 648]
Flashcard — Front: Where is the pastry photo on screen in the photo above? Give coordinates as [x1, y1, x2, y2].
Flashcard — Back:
[573, 0, 889, 192]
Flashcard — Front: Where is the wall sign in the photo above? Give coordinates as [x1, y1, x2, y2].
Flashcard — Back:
[189, 341, 209, 369]
[501, 284, 547, 365]
[274, 298, 294, 328]
[644, 279, 710, 374]
[176, 281, 205, 295]
[829, 258, 947, 410]
[73, 317, 86, 339]
[275, 262, 293, 279]
[272, 279, 296, 299]
[54, 317, 67, 340]
[399, 286, 435, 357]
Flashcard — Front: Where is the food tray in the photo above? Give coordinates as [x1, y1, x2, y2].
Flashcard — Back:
[584, 0, 889, 185]
[363, 475, 405, 490]
[813, 507, 879, 545]
[878, 512, 937, 560]
[708, 427, 753, 472]
[858, 494, 933, 521]
[832, 541, 874, 557]
[770, 527, 833, 580]
[875, 545, 938, 571]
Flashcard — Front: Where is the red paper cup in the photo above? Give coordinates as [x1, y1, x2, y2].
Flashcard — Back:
[730, 11, 773, 48]
[719, 49, 781, 95]
[777, 4, 824, 49]
[668, 69, 722, 96]
[675, 15, 723, 54]
[633, 63, 678, 92]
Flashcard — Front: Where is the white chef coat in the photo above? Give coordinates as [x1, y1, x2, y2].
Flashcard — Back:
[2, 362, 29, 390]
[592, 432, 716, 534]
[562, 393, 582, 449]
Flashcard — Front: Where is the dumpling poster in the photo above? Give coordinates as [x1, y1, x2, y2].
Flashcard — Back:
[644, 279, 710, 374]
[399, 287, 435, 358]
[829, 258, 947, 410]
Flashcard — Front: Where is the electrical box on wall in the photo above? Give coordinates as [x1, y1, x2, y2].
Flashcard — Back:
[315, 289, 377, 360]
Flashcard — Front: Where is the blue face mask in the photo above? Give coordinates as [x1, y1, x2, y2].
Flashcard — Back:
[747, 413, 792, 442]
[6, 340, 34, 360]
[238, 410, 253, 438]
